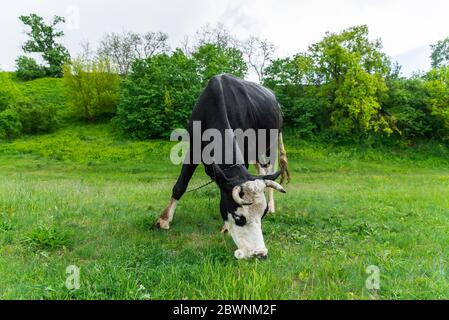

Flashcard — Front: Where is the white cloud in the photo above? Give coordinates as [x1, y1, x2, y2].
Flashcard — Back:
[1, 0, 448, 75]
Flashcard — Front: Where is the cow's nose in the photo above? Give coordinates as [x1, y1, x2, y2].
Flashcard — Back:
[255, 252, 268, 260]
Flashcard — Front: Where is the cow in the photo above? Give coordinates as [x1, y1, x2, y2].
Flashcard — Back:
[156, 74, 290, 260]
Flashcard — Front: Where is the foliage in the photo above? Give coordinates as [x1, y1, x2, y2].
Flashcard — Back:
[265, 26, 394, 142]
[19, 14, 70, 77]
[13, 98, 59, 134]
[193, 43, 247, 85]
[383, 77, 432, 141]
[63, 58, 121, 122]
[264, 58, 326, 136]
[0, 74, 63, 138]
[307, 25, 392, 139]
[431, 37, 449, 69]
[424, 66, 449, 140]
[0, 73, 20, 112]
[0, 108, 22, 140]
[116, 50, 202, 139]
[15, 56, 46, 81]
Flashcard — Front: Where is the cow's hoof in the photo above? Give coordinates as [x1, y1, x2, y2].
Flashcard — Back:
[220, 224, 229, 234]
[155, 218, 170, 230]
[268, 203, 275, 214]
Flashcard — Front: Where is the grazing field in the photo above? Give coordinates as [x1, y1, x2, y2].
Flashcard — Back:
[1, 124, 449, 299]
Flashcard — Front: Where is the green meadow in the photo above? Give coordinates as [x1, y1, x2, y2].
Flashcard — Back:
[1, 123, 449, 299]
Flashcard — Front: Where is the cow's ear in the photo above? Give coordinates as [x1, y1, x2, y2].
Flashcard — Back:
[262, 171, 282, 181]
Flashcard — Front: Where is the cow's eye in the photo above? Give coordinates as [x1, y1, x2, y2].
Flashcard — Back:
[239, 190, 244, 198]
[234, 214, 247, 227]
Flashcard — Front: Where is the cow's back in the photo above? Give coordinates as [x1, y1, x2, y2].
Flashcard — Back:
[190, 74, 282, 133]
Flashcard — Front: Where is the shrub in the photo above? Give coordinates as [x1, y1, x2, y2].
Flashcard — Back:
[0, 73, 20, 112]
[424, 66, 449, 140]
[63, 58, 120, 122]
[116, 50, 202, 139]
[14, 98, 59, 134]
[0, 108, 22, 140]
[15, 56, 46, 81]
[193, 43, 247, 85]
[383, 77, 432, 141]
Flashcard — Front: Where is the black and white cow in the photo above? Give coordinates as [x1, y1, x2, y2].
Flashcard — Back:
[156, 74, 290, 259]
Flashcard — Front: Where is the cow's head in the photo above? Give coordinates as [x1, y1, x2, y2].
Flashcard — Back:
[213, 165, 286, 260]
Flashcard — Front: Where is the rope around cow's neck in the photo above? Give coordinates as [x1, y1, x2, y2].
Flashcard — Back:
[185, 164, 242, 194]
[185, 180, 214, 193]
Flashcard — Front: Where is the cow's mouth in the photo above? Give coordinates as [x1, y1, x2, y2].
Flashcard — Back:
[234, 248, 268, 260]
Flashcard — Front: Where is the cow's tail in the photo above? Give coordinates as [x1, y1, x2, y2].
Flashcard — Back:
[278, 132, 291, 185]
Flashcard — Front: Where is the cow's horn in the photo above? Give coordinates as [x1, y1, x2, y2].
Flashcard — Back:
[264, 180, 286, 193]
[232, 185, 253, 206]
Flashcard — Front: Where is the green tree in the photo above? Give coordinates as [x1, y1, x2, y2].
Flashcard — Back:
[19, 14, 70, 77]
[308, 25, 392, 138]
[116, 50, 202, 139]
[0, 109, 22, 140]
[424, 66, 449, 139]
[0, 73, 20, 112]
[383, 76, 431, 142]
[63, 58, 120, 122]
[264, 25, 392, 141]
[193, 43, 247, 85]
[15, 56, 46, 81]
[264, 57, 326, 136]
[431, 37, 449, 69]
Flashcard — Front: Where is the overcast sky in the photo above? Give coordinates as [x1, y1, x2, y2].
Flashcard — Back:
[1, 0, 449, 76]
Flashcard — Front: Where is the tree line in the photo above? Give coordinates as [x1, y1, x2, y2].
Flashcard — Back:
[2, 13, 449, 145]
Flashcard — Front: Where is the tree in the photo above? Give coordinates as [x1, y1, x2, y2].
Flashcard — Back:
[116, 50, 202, 139]
[63, 58, 121, 122]
[0, 73, 20, 112]
[193, 43, 247, 85]
[141, 32, 170, 57]
[193, 23, 237, 50]
[307, 25, 392, 138]
[0, 109, 22, 140]
[431, 37, 449, 69]
[19, 14, 70, 77]
[264, 57, 327, 136]
[15, 56, 46, 81]
[264, 25, 393, 140]
[424, 66, 449, 139]
[242, 36, 276, 83]
[98, 31, 170, 75]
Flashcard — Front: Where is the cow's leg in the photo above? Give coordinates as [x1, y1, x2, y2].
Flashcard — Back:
[156, 162, 198, 230]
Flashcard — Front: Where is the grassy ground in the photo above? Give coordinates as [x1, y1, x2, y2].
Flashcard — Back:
[1, 123, 449, 299]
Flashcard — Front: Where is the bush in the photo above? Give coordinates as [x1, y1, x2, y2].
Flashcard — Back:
[63, 58, 120, 122]
[0, 108, 22, 140]
[0, 73, 20, 112]
[116, 50, 202, 139]
[15, 56, 46, 81]
[424, 66, 449, 140]
[383, 77, 432, 141]
[14, 98, 59, 134]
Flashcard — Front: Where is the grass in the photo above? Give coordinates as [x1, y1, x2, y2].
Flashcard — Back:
[1, 123, 449, 299]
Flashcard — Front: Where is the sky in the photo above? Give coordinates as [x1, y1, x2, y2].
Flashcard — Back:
[1, 0, 448, 76]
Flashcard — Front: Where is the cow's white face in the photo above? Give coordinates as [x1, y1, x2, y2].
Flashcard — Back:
[226, 180, 269, 260]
